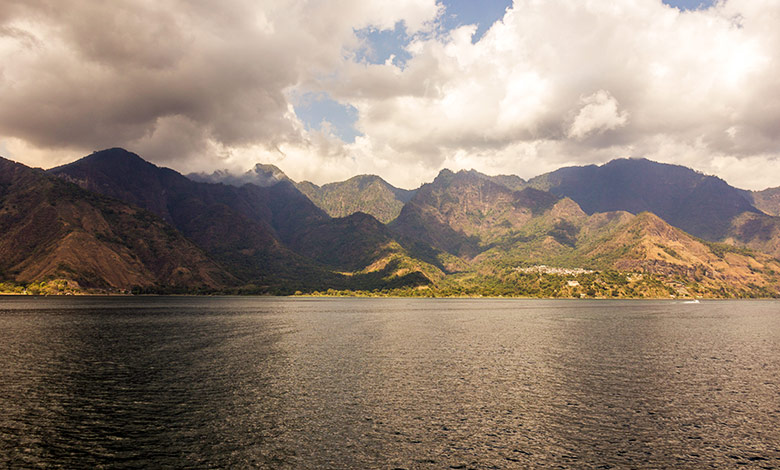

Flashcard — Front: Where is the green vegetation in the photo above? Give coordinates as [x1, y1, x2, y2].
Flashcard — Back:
[5, 263, 778, 297]
[294, 268, 776, 299]
[0, 279, 85, 295]
[705, 241, 756, 259]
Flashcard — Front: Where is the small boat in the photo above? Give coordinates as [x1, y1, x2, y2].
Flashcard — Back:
[683, 299, 700, 304]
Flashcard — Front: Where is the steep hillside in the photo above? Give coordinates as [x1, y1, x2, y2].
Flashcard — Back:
[390, 169, 558, 258]
[472, 199, 628, 267]
[388, 167, 780, 297]
[50, 148, 437, 291]
[190, 164, 416, 223]
[749, 187, 780, 217]
[296, 175, 416, 223]
[0, 157, 232, 292]
[725, 212, 780, 259]
[50, 149, 324, 288]
[580, 212, 780, 296]
[469, 208, 780, 298]
[527, 158, 761, 241]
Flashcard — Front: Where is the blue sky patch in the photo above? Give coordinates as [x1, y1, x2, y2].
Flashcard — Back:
[293, 92, 362, 143]
[316, 1, 515, 142]
[440, 0, 513, 43]
[354, 0, 514, 67]
[663, 0, 717, 11]
[354, 22, 413, 68]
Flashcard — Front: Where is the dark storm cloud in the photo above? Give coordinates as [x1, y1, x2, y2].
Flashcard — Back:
[0, 0, 341, 161]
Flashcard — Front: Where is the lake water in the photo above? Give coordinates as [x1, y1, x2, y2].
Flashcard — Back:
[0, 297, 778, 469]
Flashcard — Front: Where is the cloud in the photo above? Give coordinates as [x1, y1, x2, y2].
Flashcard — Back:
[1, 0, 780, 190]
[0, 0, 439, 166]
[568, 91, 629, 140]
[321, 0, 780, 189]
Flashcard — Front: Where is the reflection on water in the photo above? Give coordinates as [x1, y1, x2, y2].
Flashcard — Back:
[0, 297, 779, 468]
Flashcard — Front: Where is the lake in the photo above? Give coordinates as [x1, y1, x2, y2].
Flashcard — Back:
[0, 297, 778, 469]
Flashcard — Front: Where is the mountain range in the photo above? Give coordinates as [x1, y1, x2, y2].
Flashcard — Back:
[2, 148, 779, 297]
[190, 165, 416, 224]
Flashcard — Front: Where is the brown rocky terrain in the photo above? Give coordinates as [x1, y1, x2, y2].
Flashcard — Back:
[0, 157, 232, 291]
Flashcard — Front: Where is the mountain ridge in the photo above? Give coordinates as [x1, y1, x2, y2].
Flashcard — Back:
[48, 148, 439, 292]
[295, 175, 416, 224]
[185, 164, 530, 224]
[747, 186, 780, 217]
[3, 148, 779, 297]
[526, 157, 762, 241]
[389, 166, 780, 297]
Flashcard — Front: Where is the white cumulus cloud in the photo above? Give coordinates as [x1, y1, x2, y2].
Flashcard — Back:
[568, 91, 629, 140]
[1, 0, 780, 190]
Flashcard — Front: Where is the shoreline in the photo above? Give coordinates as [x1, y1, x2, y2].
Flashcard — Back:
[2, 292, 778, 300]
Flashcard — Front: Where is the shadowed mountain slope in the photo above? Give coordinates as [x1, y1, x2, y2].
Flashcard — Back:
[50, 148, 438, 290]
[0, 157, 232, 291]
[527, 158, 761, 241]
[390, 169, 558, 259]
[725, 212, 780, 259]
[50, 149, 322, 287]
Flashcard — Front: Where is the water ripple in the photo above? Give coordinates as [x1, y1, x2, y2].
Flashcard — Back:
[0, 297, 778, 468]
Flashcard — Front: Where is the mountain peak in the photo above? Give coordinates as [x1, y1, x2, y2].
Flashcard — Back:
[0, 155, 22, 166]
[48, 148, 190, 224]
[455, 168, 492, 180]
[434, 168, 456, 183]
[48, 148, 154, 174]
[550, 197, 586, 219]
[248, 163, 290, 186]
[2, 157, 232, 291]
[603, 156, 688, 170]
[633, 210, 670, 227]
[337, 174, 384, 189]
[431, 168, 526, 192]
[83, 147, 150, 166]
[489, 173, 525, 191]
[295, 173, 415, 223]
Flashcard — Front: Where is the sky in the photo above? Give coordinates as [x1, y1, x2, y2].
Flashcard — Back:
[1, 0, 778, 190]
